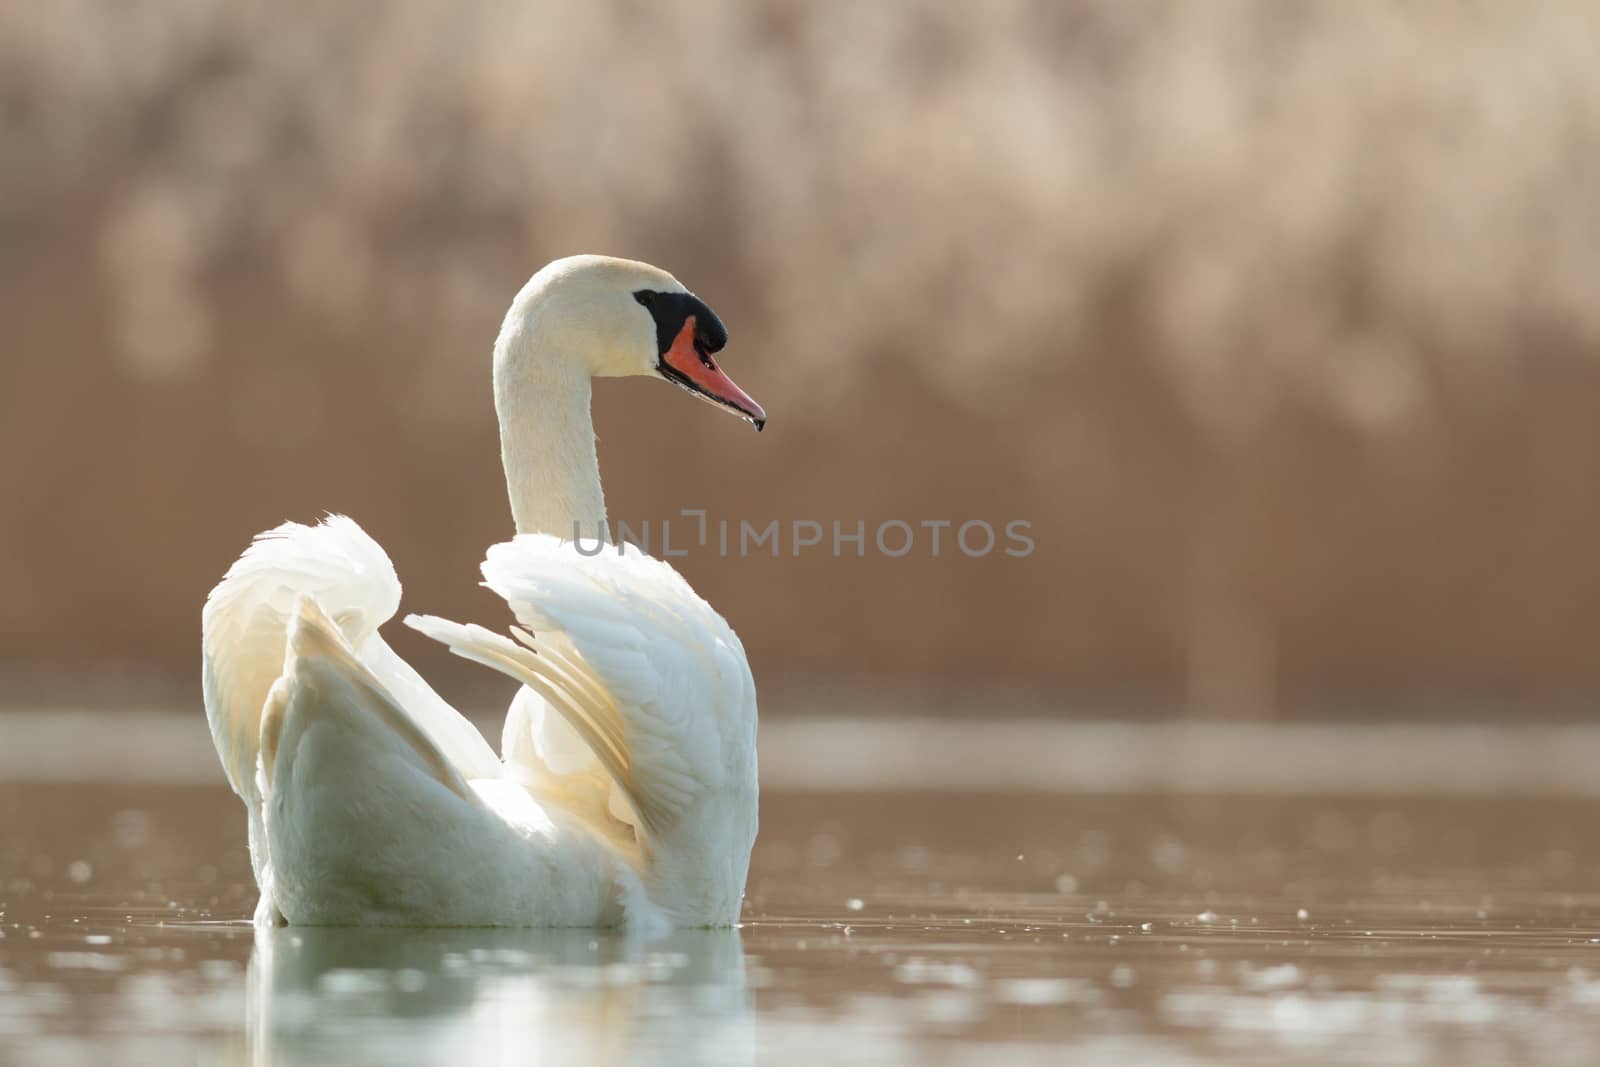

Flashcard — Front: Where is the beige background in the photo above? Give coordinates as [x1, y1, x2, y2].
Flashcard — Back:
[3, 3, 1599, 716]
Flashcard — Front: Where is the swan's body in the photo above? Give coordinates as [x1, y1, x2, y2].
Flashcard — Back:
[201, 255, 764, 927]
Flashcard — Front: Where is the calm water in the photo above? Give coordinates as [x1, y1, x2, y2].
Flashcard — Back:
[5, 784, 1600, 1065]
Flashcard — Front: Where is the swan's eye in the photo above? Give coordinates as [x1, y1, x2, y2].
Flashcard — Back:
[633, 290, 655, 308]
[694, 322, 727, 356]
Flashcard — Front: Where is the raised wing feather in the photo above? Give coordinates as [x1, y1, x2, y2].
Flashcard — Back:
[407, 534, 756, 843]
[202, 516, 402, 799]
[263, 594, 475, 805]
[357, 631, 502, 782]
[201, 515, 498, 805]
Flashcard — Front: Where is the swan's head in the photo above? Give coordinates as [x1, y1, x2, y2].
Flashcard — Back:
[498, 254, 765, 430]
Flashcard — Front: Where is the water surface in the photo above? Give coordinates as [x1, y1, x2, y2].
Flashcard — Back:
[5, 785, 1600, 1065]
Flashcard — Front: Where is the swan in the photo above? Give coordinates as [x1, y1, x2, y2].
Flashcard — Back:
[201, 255, 765, 928]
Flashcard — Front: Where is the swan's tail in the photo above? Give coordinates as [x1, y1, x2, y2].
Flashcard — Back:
[201, 515, 401, 800]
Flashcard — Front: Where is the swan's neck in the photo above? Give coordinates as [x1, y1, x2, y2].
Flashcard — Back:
[495, 335, 607, 540]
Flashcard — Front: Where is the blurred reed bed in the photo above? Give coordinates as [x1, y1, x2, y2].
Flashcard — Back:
[1, 1, 1598, 714]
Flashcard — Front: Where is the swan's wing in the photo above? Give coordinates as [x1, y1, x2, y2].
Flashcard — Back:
[257, 595, 512, 924]
[357, 631, 502, 782]
[202, 516, 402, 801]
[261, 594, 474, 804]
[202, 515, 498, 806]
[406, 534, 757, 843]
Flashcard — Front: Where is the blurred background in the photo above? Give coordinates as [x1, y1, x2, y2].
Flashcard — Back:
[3, 0, 1600, 722]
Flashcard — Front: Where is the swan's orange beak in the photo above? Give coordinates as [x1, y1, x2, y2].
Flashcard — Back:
[660, 315, 766, 431]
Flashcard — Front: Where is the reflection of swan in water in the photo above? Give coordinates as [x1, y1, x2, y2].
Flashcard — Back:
[245, 924, 751, 1066]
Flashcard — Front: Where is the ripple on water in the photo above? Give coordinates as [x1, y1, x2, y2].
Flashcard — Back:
[6, 787, 1600, 1065]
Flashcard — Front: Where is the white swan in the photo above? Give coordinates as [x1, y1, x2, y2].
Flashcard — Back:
[201, 255, 765, 928]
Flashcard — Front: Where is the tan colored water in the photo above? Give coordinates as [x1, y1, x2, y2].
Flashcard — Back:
[5, 785, 1600, 1065]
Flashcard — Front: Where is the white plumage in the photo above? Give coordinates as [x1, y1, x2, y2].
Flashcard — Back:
[200, 256, 762, 927]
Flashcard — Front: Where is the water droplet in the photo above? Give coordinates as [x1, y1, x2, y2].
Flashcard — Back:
[1297, 908, 1310, 921]
[1140, 922, 1154, 932]
[1196, 911, 1218, 923]
[66, 861, 92, 884]
[846, 898, 864, 911]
